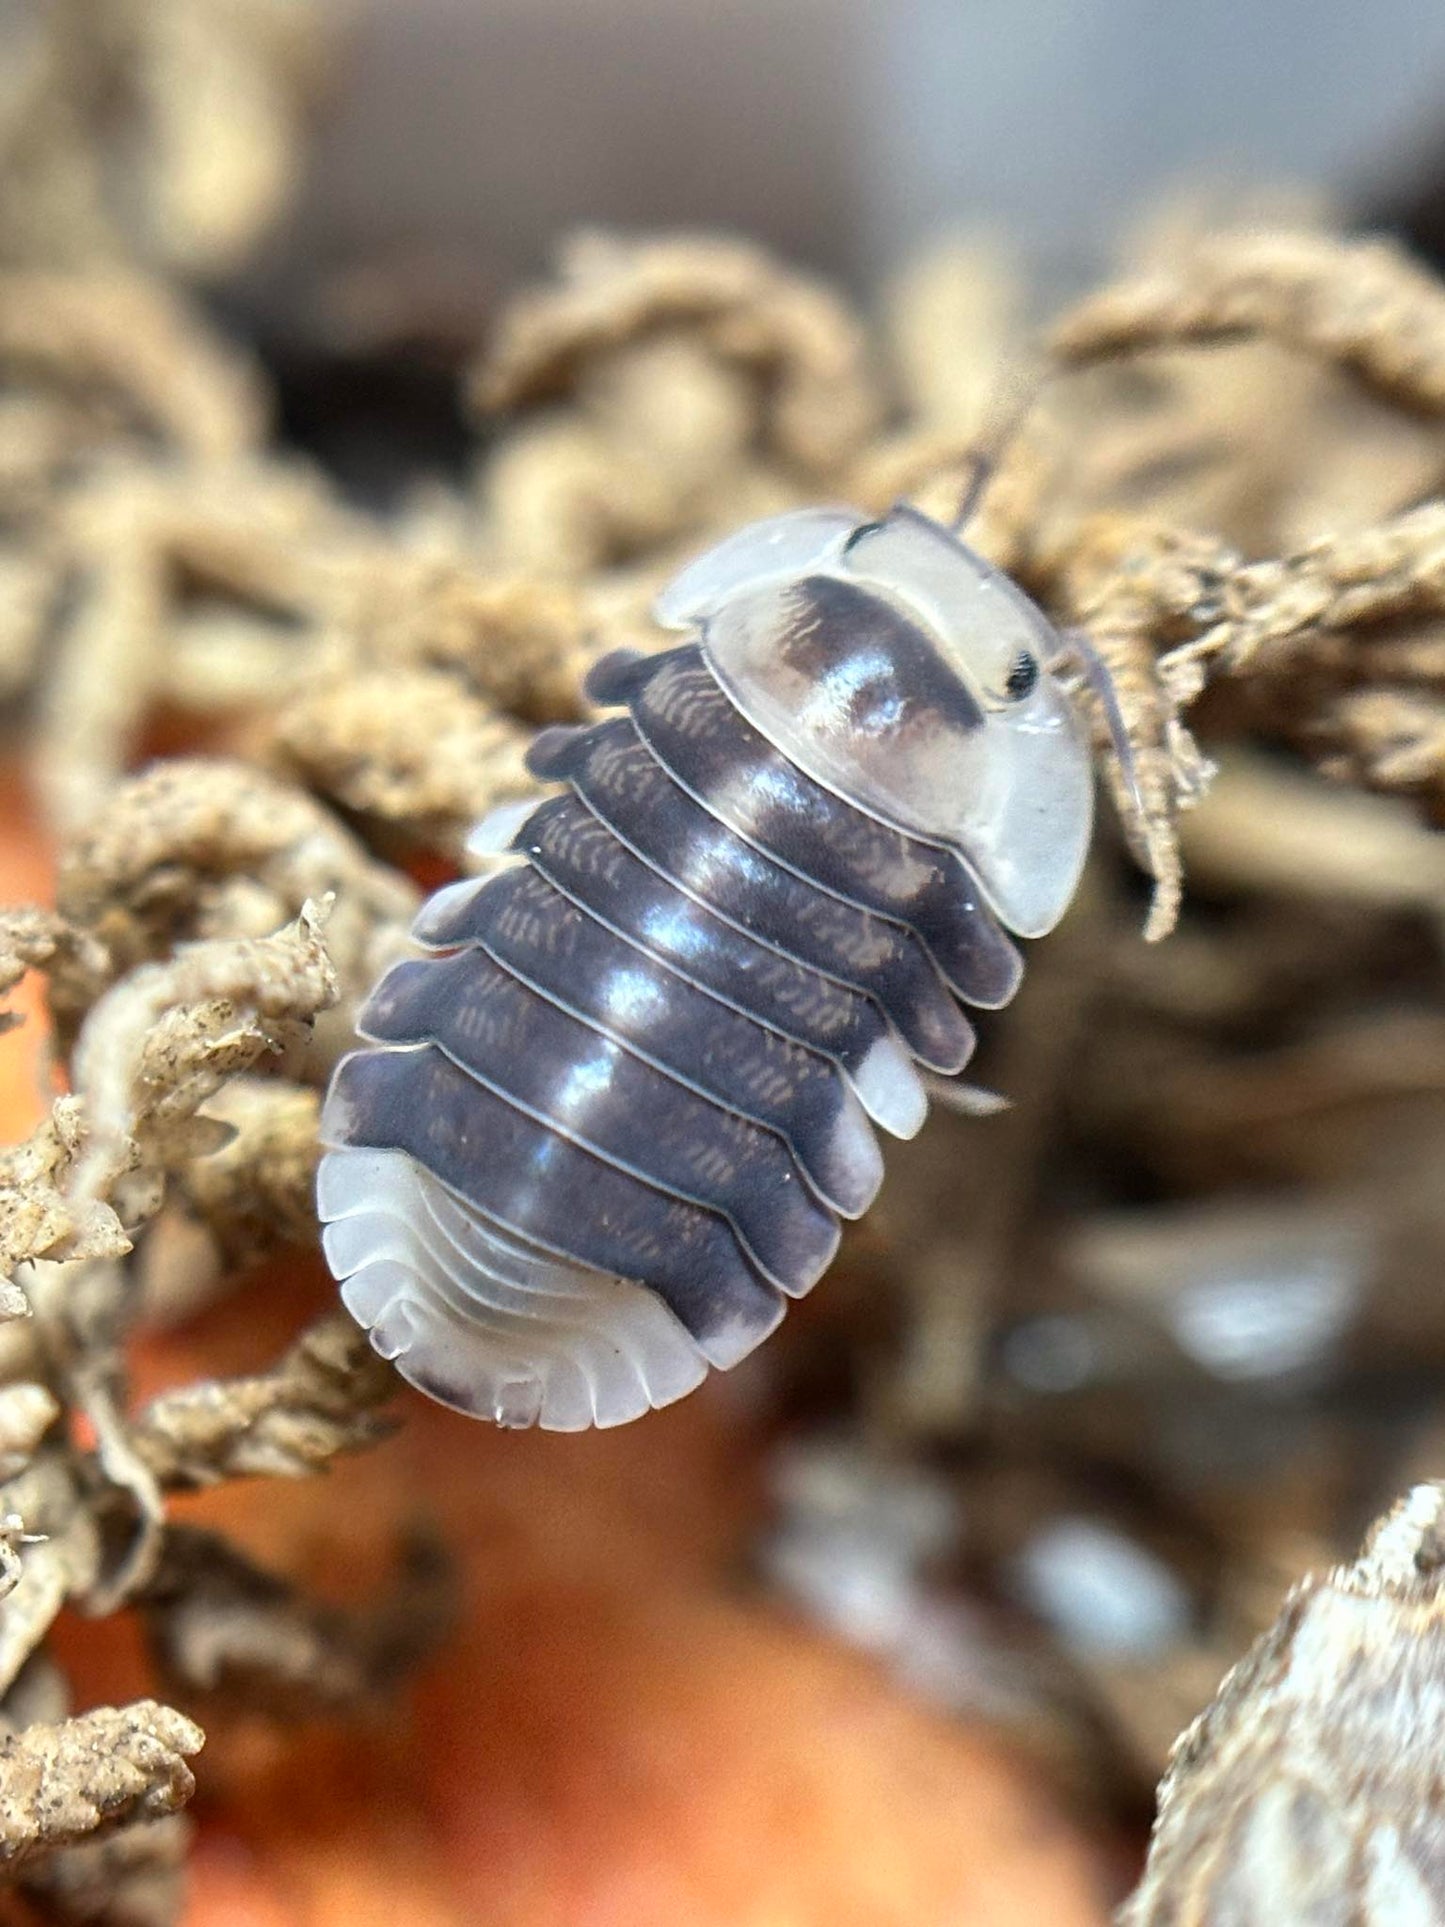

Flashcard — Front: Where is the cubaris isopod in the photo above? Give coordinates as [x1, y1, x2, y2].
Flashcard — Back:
[317, 496, 1114, 1428]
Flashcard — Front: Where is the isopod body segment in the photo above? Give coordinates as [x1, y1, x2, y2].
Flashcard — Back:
[317, 503, 1095, 1428]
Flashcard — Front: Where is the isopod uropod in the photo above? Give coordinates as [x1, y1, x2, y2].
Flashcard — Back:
[316, 499, 1098, 1428]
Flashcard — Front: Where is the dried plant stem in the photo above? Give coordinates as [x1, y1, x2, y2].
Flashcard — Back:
[130, 1309, 396, 1490]
[1124, 1483, 1445, 1923]
[65, 902, 338, 1219]
[0, 271, 266, 460]
[0, 1702, 202, 1875]
[1051, 229, 1445, 419]
[1159, 500, 1445, 702]
[141, 1527, 453, 1716]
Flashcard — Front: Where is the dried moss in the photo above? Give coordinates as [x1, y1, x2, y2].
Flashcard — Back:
[1123, 1482, 1445, 1921]
[0, 1700, 201, 1873]
[2, 65, 1445, 1910]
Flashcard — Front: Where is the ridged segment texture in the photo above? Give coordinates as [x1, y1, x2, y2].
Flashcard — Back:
[319, 644, 1023, 1427]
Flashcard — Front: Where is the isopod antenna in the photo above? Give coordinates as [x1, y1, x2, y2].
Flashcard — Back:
[1051, 626, 1148, 823]
[945, 366, 1148, 825]
[948, 359, 1052, 535]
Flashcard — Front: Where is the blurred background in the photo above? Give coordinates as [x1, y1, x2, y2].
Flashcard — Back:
[270, 0, 1445, 285]
[15, 0, 1445, 489]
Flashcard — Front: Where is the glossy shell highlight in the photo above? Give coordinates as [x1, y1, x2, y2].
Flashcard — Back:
[318, 504, 1095, 1426]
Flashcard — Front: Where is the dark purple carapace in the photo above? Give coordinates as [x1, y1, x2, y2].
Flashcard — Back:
[317, 503, 1094, 1428]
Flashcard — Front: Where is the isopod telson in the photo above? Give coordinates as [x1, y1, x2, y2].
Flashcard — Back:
[316, 499, 1098, 1428]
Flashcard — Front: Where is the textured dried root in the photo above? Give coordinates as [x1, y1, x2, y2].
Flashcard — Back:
[0, 1386, 59, 1474]
[1157, 500, 1445, 703]
[1039, 499, 1445, 929]
[0, 1100, 128, 1299]
[1317, 685, 1445, 803]
[0, 909, 97, 1039]
[0, 1454, 102, 1695]
[0, 387, 85, 508]
[476, 402, 794, 580]
[473, 334, 804, 579]
[64, 903, 338, 1224]
[52, 757, 416, 1053]
[37, 479, 171, 843]
[0, 0, 329, 278]
[171, 1075, 321, 1271]
[1051, 229, 1445, 420]
[58, 456, 368, 625]
[14, 1812, 191, 1927]
[140, 1526, 453, 1716]
[73, 1379, 168, 1612]
[130, 1308, 396, 1490]
[36, 459, 370, 839]
[0, 272, 266, 461]
[112, 0, 332, 279]
[0, 1701, 202, 1875]
[472, 229, 884, 477]
[0, 921, 113, 1314]
[3, 1260, 170, 1615]
[1042, 518, 1236, 938]
[1124, 1482, 1445, 1923]
[331, 554, 591, 719]
[269, 666, 537, 858]
[28, 464, 594, 820]
[1140, 502, 1445, 820]
[0, 545, 58, 707]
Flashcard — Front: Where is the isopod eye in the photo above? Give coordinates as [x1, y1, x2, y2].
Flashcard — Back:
[841, 518, 886, 554]
[1004, 650, 1039, 701]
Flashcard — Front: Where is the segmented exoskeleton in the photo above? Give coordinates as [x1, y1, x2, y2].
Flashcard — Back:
[317, 503, 1096, 1427]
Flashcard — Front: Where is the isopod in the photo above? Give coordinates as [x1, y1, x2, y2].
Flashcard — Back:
[317, 499, 1100, 1428]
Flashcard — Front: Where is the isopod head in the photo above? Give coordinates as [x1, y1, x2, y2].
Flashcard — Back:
[654, 502, 1094, 938]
